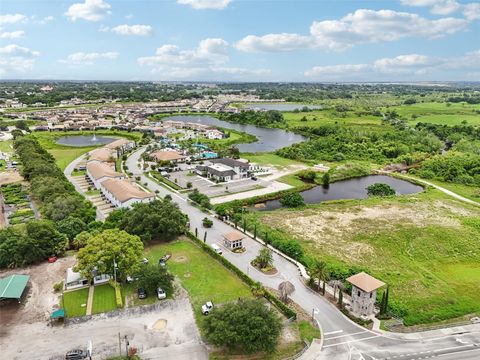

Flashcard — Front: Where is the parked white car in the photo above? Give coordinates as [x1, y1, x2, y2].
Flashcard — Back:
[210, 243, 222, 255]
[157, 287, 166, 300]
[201, 301, 214, 315]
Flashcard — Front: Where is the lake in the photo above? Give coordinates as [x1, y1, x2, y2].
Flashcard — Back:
[163, 115, 307, 152]
[56, 135, 116, 147]
[258, 175, 424, 211]
[243, 103, 322, 111]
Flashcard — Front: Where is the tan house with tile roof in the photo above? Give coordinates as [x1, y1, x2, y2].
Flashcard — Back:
[87, 148, 116, 163]
[100, 178, 155, 208]
[86, 161, 126, 189]
[150, 150, 186, 163]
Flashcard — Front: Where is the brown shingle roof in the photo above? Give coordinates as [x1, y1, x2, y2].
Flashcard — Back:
[105, 138, 134, 150]
[102, 179, 154, 203]
[86, 162, 124, 180]
[223, 231, 244, 242]
[346, 272, 385, 293]
[88, 148, 115, 163]
[150, 150, 185, 162]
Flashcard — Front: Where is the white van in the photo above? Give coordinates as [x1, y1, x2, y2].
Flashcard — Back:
[210, 243, 223, 255]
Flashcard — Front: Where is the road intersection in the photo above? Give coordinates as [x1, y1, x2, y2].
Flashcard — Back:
[92, 147, 480, 359]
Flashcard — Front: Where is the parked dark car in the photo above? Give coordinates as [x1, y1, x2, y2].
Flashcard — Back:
[251, 176, 258, 181]
[137, 288, 147, 299]
[65, 349, 86, 360]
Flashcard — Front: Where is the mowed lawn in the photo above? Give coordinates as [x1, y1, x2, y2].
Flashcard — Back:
[249, 190, 480, 326]
[92, 284, 117, 314]
[49, 147, 97, 170]
[145, 239, 252, 315]
[63, 288, 89, 318]
[389, 102, 480, 126]
[243, 153, 305, 168]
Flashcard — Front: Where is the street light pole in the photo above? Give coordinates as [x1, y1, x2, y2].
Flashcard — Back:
[113, 255, 117, 283]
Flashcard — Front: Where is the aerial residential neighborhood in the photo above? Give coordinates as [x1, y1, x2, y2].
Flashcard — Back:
[1, 1, 480, 360]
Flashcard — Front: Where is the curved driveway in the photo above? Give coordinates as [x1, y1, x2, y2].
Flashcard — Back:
[126, 148, 480, 360]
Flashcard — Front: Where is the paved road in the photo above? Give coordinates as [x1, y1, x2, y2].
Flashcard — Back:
[126, 148, 480, 360]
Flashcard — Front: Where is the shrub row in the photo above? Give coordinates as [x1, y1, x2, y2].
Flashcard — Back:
[186, 232, 297, 320]
[109, 280, 123, 308]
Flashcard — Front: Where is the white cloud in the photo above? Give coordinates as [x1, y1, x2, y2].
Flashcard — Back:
[235, 33, 313, 52]
[59, 51, 119, 65]
[304, 50, 480, 79]
[400, 0, 480, 20]
[0, 14, 27, 25]
[304, 64, 370, 77]
[138, 38, 269, 80]
[38, 16, 55, 25]
[309, 9, 468, 50]
[463, 3, 480, 21]
[0, 30, 25, 39]
[125, 14, 133, 19]
[110, 24, 152, 36]
[65, 0, 111, 21]
[177, 0, 232, 10]
[0, 44, 39, 73]
[138, 38, 229, 68]
[236, 9, 469, 53]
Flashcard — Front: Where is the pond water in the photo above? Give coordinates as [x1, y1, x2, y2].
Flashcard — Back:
[243, 103, 322, 111]
[163, 115, 306, 152]
[56, 135, 116, 147]
[258, 175, 424, 211]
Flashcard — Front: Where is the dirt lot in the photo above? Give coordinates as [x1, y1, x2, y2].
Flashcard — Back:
[0, 256, 75, 331]
[0, 171, 23, 185]
[1, 295, 207, 360]
[261, 198, 478, 263]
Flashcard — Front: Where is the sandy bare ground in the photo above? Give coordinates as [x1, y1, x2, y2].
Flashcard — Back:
[0, 256, 75, 329]
[262, 199, 480, 263]
[0, 171, 23, 185]
[1, 297, 207, 360]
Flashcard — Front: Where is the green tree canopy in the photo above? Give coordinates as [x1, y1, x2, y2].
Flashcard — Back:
[279, 192, 305, 207]
[76, 229, 144, 280]
[136, 264, 174, 295]
[204, 299, 282, 354]
[366, 183, 396, 197]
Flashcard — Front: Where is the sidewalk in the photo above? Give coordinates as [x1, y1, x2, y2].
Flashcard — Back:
[86, 285, 94, 316]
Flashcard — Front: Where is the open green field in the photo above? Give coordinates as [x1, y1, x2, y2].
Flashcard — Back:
[31, 130, 142, 170]
[388, 102, 480, 126]
[145, 239, 252, 315]
[0, 140, 13, 154]
[247, 189, 480, 326]
[92, 284, 117, 314]
[243, 153, 305, 168]
[63, 288, 89, 318]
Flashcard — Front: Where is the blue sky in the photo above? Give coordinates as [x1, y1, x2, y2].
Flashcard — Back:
[0, 0, 479, 81]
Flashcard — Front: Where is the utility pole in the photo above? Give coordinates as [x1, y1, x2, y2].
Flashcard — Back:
[118, 332, 121, 356]
[124, 335, 129, 358]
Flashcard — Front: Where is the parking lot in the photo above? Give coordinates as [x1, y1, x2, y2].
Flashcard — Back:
[166, 170, 266, 198]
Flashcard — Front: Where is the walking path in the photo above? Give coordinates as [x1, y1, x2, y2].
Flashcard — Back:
[377, 170, 479, 206]
[85, 285, 94, 316]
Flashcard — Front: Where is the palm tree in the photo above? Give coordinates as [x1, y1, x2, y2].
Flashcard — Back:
[308, 260, 330, 293]
[254, 248, 273, 269]
[278, 281, 295, 303]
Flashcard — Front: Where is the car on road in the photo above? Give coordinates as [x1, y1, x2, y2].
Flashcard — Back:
[157, 287, 166, 300]
[251, 176, 258, 181]
[210, 243, 222, 255]
[48, 255, 57, 263]
[201, 301, 214, 315]
[471, 316, 480, 324]
[65, 349, 86, 359]
[137, 288, 147, 299]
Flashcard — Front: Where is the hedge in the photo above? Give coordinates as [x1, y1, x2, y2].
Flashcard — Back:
[186, 232, 297, 320]
[109, 280, 123, 308]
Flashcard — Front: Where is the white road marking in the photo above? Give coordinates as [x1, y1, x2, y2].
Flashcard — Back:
[434, 344, 475, 353]
[324, 330, 343, 336]
[437, 347, 480, 358]
[323, 335, 380, 348]
[324, 330, 368, 341]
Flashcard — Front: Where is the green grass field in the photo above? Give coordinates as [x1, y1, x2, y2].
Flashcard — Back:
[63, 288, 89, 318]
[145, 239, 252, 316]
[388, 102, 480, 126]
[248, 190, 480, 326]
[92, 284, 117, 314]
[243, 153, 305, 168]
[0, 140, 13, 154]
[31, 130, 142, 170]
